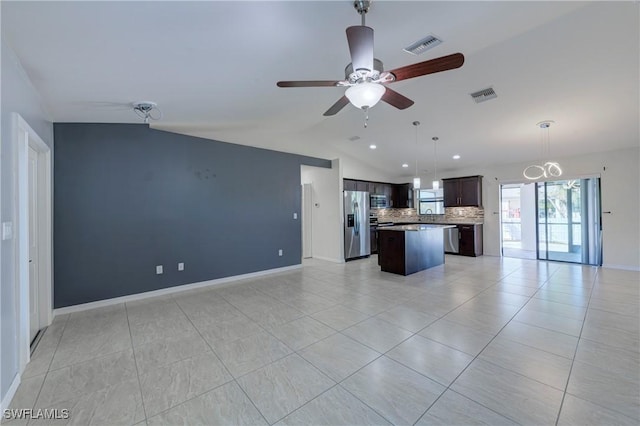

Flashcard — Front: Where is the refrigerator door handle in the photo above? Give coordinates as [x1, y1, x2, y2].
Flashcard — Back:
[353, 202, 359, 236]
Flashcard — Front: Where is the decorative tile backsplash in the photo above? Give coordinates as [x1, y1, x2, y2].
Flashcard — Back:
[445, 207, 484, 222]
[374, 207, 484, 224]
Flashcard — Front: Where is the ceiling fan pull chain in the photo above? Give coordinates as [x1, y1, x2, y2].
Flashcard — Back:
[363, 107, 369, 128]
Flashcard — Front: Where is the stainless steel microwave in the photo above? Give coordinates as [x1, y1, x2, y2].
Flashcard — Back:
[370, 194, 388, 209]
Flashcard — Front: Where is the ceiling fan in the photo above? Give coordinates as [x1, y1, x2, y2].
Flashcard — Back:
[277, 0, 465, 117]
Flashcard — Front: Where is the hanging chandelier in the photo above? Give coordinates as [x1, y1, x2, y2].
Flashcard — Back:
[132, 101, 162, 124]
[523, 121, 562, 180]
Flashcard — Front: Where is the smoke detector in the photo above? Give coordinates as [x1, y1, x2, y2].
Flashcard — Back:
[132, 101, 162, 123]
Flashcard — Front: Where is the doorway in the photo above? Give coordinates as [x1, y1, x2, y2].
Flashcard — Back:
[500, 178, 602, 266]
[500, 183, 537, 259]
[13, 113, 53, 370]
[28, 146, 41, 343]
[301, 183, 312, 258]
[537, 178, 602, 265]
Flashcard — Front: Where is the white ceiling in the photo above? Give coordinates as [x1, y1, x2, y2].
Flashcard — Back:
[3, 1, 638, 179]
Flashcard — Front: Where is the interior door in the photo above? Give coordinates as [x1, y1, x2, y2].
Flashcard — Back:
[28, 145, 40, 342]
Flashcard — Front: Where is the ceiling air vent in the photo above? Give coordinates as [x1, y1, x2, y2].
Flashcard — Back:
[470, 87, 498, 103]
[348, 136, 361, 142]
[403, 35, 443, 55]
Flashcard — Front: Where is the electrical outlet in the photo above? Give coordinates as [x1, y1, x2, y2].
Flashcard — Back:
[1, 222, 13, 241]
[156, 265, 163, 274]
[278, 249, 283, 256]
[178, 262, 184, 271]
[293, 212, 298, 219]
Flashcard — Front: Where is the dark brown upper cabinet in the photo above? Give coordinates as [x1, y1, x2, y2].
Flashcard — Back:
[343, 179, 357, 191]
[443, 176, 483, 207]
[390, 183, 413, 208]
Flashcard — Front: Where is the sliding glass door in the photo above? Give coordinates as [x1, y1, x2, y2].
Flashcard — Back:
[500, 183, 537, 259]
[536, 178, 602, 265]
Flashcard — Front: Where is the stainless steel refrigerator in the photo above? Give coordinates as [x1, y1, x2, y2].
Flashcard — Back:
[344, 190, 370, 260]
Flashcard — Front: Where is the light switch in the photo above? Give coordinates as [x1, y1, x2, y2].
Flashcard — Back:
[293, 213, 298, 219]
[2, 222, 13, 241]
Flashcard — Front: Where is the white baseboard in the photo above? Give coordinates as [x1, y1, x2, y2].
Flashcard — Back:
[602, 263, 640, 272]
[54, 264, 302, 316]
[311, 255, 345, 263]
[1, 373, 20, 412]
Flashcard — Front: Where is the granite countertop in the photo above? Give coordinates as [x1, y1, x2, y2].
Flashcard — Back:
[378, 224, 457, 232]
[377, 220, 483, 226]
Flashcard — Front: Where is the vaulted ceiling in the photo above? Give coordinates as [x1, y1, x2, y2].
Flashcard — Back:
[3, 1, 638, 179]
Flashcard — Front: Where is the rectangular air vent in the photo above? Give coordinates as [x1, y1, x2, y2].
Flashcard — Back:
[403, 35, 443, 55]
[470, 87, 497, 103]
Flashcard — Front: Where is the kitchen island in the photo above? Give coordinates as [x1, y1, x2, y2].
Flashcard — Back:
[377, 224, 455, 275]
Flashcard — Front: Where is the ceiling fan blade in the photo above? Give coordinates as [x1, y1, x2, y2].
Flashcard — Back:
[388, 53, 465, 82]
[346, 26, 374, 72]
[381, 88, 414, 110]
[323, 96, 350, 116]
[277, 80, 341, 88]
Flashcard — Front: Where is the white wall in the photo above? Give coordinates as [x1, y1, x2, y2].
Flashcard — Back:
[301, 159, 344, 262]
[0, 37, 53, 406]
[441, 147, 640, 270]
[520, 183, 537, 252]
[340, 152, 397, 183]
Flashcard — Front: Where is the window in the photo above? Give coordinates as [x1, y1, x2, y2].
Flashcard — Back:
[418, 189, 445, 215]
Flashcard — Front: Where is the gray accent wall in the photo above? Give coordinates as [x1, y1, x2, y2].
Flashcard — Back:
[53, 123, 330, 308]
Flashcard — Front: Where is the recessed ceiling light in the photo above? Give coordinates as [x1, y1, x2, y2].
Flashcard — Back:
[402, 163, 409, 168]
[369, 144, 377, 150]
[453, 155, 461, 160]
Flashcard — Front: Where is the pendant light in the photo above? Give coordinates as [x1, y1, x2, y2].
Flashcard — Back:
[523, 121, 562, 180]
[432, 136, 439, 190]
[412, 121, 421, 189]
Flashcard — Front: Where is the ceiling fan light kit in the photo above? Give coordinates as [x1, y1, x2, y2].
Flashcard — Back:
[276, 1, 464, 118]
[345, 82, 385, 109]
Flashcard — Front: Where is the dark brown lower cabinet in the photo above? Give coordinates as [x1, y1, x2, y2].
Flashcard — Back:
[377, 228, 446, 275]
[458, 224, 483, 257]
[370, 227, 378, 254]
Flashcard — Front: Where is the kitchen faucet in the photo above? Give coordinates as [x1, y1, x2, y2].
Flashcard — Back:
[425, 208, 434, 222]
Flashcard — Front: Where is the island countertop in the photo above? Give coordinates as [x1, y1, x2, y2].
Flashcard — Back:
[378, 224, 456, 232]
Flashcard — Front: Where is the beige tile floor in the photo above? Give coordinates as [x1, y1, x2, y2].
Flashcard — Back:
[6, 255, 640, 425]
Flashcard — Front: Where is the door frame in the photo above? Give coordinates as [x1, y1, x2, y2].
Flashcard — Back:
[13, 113, 52, 371]
[535, 176, 602, 265]
[301, 183, 313, 258]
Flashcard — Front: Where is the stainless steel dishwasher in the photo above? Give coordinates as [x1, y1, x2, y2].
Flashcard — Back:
[444, 226, 459, 254]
